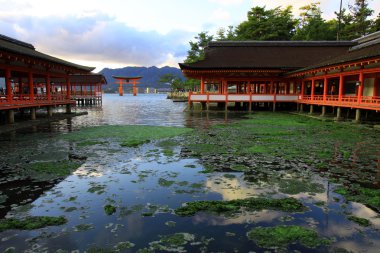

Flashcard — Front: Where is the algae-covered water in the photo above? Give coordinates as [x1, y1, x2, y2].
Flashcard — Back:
[0, 94, 379, 253]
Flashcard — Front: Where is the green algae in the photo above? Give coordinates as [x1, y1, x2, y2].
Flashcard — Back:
[182, 112, 380, 211]
[176, 181, 189, 186]
[334, 186, 380, 211]
[64, 207, 77, 212]
[26, 160, 82, 180]
[85, 248, 114, 253]
[175, 197, 306, 216]
[223, 174, 236, 179]
[88, 183, 107, 194]
[159, 233, 194, 246]
[189, 183, 203, 188]
[347, 215, 371, 227]
[74, 223, 94, 232]
[104, 204, 117, 215]
[77, 140, 108, 147]
[61, 125, 192, 148]
[121, 139, 149, 147]
[114, 241, 135, 250]
[278, 179, 325, 195]
[0, 216, 67, 232]
[162, 149, 175, 156]
[158, 178, 175, 187]
[247, 225, 331, 249]
[165, 221, 176, 227]
[3, 247, 15, 253]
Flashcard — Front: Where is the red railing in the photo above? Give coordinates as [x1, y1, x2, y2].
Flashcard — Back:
[0, 93, 74, 109]
[300, 95, 380, 110]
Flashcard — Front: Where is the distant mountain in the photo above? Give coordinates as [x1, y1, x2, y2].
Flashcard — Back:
[98, 66, 184, 93]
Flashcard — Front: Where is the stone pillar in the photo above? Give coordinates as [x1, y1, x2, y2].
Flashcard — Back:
[7, 110, 15, 124]
[47, 106, 53, 117]
[355, 109, 361, 123]
[225, 102, 228, 111]
[66, 104, 72, 114]
[30, 107, 36, 120]
[321, 106, 326, 117]
[309, 105, 314, 114]
[272, 102, 276, 112]
[248, 102, 252, 112]
[188, 102, 193, 111]
[300, 104, 304, 112]
[336, 107, 343, 121]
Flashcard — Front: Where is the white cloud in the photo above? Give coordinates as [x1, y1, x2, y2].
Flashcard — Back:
[210, 8, 231, 22]
[0, 14, 191, 71]
[209, 0, 244, 5]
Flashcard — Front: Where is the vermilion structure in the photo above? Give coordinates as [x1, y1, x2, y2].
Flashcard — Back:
[112, 76, 142, 96]
[179, 31, 380, 121]
[0, 34, 106, 123]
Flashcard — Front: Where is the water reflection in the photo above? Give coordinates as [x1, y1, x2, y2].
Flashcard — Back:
[0, 94, 380, 252]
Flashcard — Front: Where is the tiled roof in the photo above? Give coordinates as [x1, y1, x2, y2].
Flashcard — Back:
[0, 34, 95, 72]
[179, 41, 355, 71]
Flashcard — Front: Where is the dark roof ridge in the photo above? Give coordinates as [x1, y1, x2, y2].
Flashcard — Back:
[208, 41, 356, 47]
[0, 34, 35, 50]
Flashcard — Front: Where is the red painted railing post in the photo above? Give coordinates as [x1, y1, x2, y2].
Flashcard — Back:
[358, 70, 364, 104]
[28, 71, 34, 101]
[338, 74, 343, 102]
[5, 68, 12, 103]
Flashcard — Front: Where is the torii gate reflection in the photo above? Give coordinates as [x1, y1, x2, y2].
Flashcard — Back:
[112, 76, 142, 96]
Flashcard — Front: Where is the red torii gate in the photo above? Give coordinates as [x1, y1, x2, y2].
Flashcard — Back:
[112, 76, 142, 96]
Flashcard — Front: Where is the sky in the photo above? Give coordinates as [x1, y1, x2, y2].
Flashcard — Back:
[0, 0, 379, 72]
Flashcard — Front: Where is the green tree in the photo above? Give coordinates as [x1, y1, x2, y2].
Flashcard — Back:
[338, 0, 374, 40]
[335, 8, 355, 40]
[370, 13, 380, 32]
[158, 74, 183, 92]
[159, 74, 198, 92]
[349, 0, 374, 37]
[184, 32, 213, 63]
[235, 6, 296, 40]
[215, 26, 236, 41]
[293, 2, 336, 40]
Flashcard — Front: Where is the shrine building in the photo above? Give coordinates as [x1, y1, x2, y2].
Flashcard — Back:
[0, 34, 107, 123]
[179, 31, 380, 121]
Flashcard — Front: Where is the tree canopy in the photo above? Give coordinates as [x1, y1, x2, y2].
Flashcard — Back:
[183, 0, 379, 63]
[159, 74, 198, 92]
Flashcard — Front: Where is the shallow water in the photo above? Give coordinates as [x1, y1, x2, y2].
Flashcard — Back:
[0, 94, 379, 252]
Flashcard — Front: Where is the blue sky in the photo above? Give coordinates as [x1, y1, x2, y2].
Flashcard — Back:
[1, 0, 379, 71]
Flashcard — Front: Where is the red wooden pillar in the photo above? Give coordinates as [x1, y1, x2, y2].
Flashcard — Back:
[301, 81, 305, 99]
[311, 79, 315, 100]
[46, 75, 51, 100]
[5, 68, 12, 102]
[358, 70, 364, 103]
[28, 71, 34, 101]
[338, 74, 344, 102]
[200, 76, 205, 94]
[269, 81, 273, 94]
[323, 76, 328, 101]
[66, 76, 71, 99]
[133, 80, 137, 96]
[18, 77, 23, 99]
[224, 80, 228, 94]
